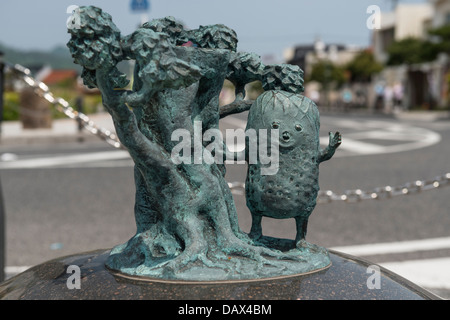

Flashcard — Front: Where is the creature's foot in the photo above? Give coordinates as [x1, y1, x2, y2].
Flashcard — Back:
[249, 214, 263, 244]
[248, 231, 262, 242]
[296, 239, 328, 255]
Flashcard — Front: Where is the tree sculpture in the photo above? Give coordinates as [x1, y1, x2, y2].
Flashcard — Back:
[67, 6, 334, 281]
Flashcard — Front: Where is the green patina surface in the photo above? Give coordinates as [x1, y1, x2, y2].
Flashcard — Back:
[67, 6, 340, 281]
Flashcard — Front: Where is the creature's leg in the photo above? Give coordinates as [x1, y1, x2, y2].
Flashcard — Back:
[249, 214, 263, 240]
[295, 216, 308, 243]
[295, 216, 327, 254]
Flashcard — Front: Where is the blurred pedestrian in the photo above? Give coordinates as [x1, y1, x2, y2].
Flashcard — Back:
[310, 90, 320, 105]
[374, 82, 384, 111]
[75, 95, 84, 133]
[384, 85, 393, 113]
[393, 82, 404, 110]
[342, 88, 352, 112]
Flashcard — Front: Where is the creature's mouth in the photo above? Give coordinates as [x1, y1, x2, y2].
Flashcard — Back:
[282, 131, 291, 142]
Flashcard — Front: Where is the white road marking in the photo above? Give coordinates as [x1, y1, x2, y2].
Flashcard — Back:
[323, 137, 385, 155]
[4, 266, 32, 278]
[331, 237, 450, 256]
[1, 118, 441, 169]
[0, 150, 130, 169]
[380, 258, 450, 290]
[337, 128, 441, 156]
[0, 153, 18, 161]
[224, 116, 442, 157]
[331, 237, 450, 290]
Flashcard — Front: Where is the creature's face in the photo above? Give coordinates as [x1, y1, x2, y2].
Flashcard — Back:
[246, 91, 321, 154]
[264, 111, 317, 150]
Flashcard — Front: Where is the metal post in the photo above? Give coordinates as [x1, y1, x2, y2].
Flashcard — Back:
[0, 177, 4, 283]
[0, 51, 4, 282]
[0, 51, 4, 139]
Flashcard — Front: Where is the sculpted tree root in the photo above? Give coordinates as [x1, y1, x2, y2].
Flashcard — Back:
[106, 223, 320, 281]
[68, 6, 331, 282]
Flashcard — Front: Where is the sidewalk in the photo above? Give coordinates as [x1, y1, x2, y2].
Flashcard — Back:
[0, 112, 116, 148]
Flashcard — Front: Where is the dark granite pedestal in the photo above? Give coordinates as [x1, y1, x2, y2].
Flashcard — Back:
[0, 249, 442, 300]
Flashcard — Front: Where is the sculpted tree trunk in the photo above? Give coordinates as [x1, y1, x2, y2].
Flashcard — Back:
[67, 6, 328, 280]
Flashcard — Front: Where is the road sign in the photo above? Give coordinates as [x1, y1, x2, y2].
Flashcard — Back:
[130, 0, 150, 12]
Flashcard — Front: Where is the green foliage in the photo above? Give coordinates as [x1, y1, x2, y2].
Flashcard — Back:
[345, 50, 383, 82]
[52, 85, 103, 113]
[2, 88, 103, 122]
[0, 43, 80, 71]
[428, 24, 450, 53]
[3, 91, 20, 121]
[386, 37, 439, 66]
[307, 60, 346, 88]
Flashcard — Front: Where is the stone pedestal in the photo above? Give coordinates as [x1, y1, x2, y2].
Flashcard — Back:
[19, 87, 52, 129]
[0, 249, 441, 300]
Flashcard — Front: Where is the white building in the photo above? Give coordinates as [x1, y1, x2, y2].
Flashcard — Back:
[429, 0, 450, 28]
[372, 1, 450, 110]
[284, 39, 363, 107]
[373, 3, 433, 64]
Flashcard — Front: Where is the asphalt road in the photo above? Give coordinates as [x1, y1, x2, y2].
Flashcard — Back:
[1, 112, 449, 298]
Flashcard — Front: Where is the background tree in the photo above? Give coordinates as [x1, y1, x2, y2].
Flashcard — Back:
[386, 37, 439, 66]
[307, 60, 345, 106]
[345, 50, 383, 83]
[308, 60, 346, 88]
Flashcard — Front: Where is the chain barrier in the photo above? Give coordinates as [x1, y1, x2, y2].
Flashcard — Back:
[5, 62, 123, 149]
[228, 172, 450, 203]
[4, 62, 450, 203]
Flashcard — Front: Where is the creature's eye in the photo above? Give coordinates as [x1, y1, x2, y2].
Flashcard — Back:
[295, 124, 303, 132]
[271, 122, 280, 129]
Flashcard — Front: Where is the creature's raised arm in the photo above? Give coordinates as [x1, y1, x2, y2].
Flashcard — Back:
[319, 132, 342, 163]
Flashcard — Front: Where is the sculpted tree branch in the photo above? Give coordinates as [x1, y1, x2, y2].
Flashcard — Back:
[67, 6, 332, 281]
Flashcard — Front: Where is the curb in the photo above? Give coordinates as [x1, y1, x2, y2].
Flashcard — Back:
[394, 111, 450, 122]
[0, 132, 102, 148]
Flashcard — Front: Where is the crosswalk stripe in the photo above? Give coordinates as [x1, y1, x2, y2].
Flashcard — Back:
[380, 258, 450, 290]
[331, 237, 450, 256]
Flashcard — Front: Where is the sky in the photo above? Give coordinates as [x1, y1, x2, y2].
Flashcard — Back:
[0, 0, 427, 61]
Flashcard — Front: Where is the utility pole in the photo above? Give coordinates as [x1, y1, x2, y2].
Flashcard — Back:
[0, 51, 4, 140]
[0, 51, 4, 282]
[0, 177, 4, 283]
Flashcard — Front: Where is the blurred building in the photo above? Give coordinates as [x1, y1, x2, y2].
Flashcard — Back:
[372, 3, 433, 64]
[40, 69, 78, 86]
[284, 39, 361, 79]
[284, 39, 362, 107]
[372, 0, 450, 111]
[429, 0, 450, 28]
